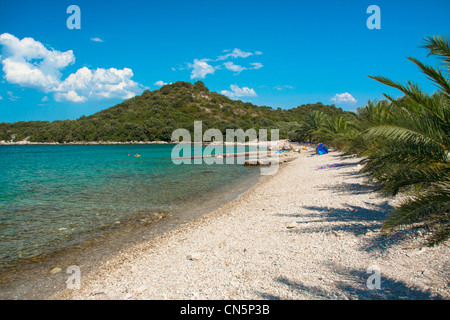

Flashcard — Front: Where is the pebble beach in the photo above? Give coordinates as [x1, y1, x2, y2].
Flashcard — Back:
[51, 147, 449, 300]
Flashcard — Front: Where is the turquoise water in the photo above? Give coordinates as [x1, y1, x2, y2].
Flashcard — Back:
[0, 144, 260, 274]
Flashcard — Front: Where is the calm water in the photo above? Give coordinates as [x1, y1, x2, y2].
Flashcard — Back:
[0, 144, 260, 277]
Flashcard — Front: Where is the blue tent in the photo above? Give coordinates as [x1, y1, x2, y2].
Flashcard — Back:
[316, 143, 328, 155]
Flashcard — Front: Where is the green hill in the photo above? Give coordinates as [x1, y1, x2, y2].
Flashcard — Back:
[0, 81, 350, 143]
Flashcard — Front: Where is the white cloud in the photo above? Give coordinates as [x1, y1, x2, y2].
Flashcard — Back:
[223, 61, 263, 75]
[154, 80, 168, 86]
[217, 48, 259, 60]
[1, 58, 61, 90]
[185, 48, 262, 79]
[188, 58, 216, 79]
[0, 95, 3, 100]
[41, 96, 48, 102]
[0, 33, 74, 91]
[0, 33, 143, 103]
[220, 84, 257, 99]
[52, 67, 141, 102]
[274, 84, 294, 91]
[249, 62, 263, 69]
[6, 90, 19, 101]
[330, 92, 357, 104]
[223, 62, 246, 74]
[90, 37, 104, 42]
[54, 90, 87, 103]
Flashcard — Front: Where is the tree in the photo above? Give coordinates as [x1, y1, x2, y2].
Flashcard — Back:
[363, 35, 450, 246]
[315, 115, 359, 152]
[294, 110, 325, 143]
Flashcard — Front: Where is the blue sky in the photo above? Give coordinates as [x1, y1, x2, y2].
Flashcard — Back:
[0, 0, 449, 122]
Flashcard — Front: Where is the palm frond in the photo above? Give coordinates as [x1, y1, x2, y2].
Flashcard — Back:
[362, 34, 450, 246]
[382, 188, 450, 246]
[408, 56, 450, 97]
[365, 124, 447, 152]
[422, 35, 450, 71]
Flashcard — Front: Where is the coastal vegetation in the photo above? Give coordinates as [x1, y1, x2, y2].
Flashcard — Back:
[297, 35, 449, 246]
[0, 81, 349, 143]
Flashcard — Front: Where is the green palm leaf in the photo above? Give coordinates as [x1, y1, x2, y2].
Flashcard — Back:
[364, 34, 450, 246]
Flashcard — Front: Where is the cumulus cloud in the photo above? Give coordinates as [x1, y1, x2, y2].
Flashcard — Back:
[0, 33, 74, 91]
[220, 84, 257, 99]
[54, 90, 86, 103]
[330, 92, 357, 104]
[90, 37, 104, 42]
[0, 33, 143, 103]
[154, 80, 169, 86]
[188, 58, 216, 79]
[52, 67, 141, 102]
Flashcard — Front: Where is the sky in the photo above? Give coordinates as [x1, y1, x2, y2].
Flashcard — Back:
[0, 0, 449, 122]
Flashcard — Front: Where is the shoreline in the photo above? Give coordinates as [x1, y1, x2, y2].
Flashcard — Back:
[0, 160, 266, 300]
[0, 139, 293, 147]
[0, 141, 173, 145]
[51, 148, 449, 300]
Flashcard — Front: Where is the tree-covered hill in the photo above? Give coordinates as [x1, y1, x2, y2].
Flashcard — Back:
[0, 81, 350, 143]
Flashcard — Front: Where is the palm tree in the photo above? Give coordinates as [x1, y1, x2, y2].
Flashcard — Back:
[357, 99, 394, 127]
[295, 110, 325, 143]
[364, 35, 449, 246]
[315, 115, 359, 152]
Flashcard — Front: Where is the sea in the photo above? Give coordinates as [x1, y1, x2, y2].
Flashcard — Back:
[0, 144, 261, 298]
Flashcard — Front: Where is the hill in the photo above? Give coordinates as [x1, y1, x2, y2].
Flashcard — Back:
[0, 81, 351, 143]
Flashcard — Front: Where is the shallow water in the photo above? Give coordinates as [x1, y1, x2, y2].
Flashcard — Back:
[0, 144, 261, 297]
